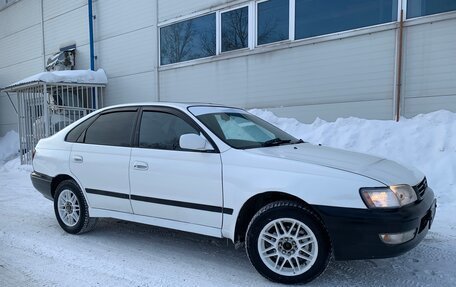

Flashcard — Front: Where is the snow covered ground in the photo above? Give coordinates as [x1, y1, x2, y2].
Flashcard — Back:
[1, 111, 456, 286]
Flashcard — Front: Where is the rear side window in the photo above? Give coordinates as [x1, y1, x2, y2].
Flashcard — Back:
[65, 116, 97, 143]
[139, 111, 199, 150]
[84, 111, 137, 147]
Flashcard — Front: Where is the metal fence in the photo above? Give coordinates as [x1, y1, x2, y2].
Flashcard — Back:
[7, 82, 104, 164]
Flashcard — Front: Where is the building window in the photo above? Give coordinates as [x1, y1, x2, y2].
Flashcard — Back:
[295, 0, 398, 40]
[257, 0, 290, 45]
[407, 0, 456, 18]
[160, 13, 216, 65]
[221, 6, 249, 52]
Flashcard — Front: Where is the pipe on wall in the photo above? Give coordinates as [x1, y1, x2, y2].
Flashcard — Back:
[40, 0, 46, 70]
[88, 0, 95, 71]
[88, 0, 97, 108]
[394, 9, 405, 122]
[155, 0, 160, 102]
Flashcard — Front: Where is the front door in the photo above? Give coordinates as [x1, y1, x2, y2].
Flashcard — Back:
[129, 108, 223, 228]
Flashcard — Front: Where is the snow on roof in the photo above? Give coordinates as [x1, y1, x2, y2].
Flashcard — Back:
[3, 69, 107, 90]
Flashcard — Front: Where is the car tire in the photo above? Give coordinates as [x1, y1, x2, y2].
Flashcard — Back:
[245, 200, 331, 284]
[53, 179, 97, 234]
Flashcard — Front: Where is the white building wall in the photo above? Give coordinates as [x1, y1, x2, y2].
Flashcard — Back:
[160, 29, 397, 122]
[402, 16, 456, 117]
[1, 1, 456, 136]
[0, 0, 43, 136]
[42, 0, 86, 20]
[158, 0, 236, 22]
[43, 0, 88, 58]
[157, 1, 456, 122]
[95, 0, 158, 106]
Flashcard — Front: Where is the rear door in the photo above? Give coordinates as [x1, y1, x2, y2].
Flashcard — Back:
[129, 107, 224, 228]
[70, 107, 138, 213]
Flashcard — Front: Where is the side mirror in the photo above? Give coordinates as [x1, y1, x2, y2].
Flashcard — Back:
[179, 133, 213, 151]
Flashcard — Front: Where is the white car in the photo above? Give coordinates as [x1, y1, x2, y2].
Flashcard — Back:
[31, 103, 436, 284]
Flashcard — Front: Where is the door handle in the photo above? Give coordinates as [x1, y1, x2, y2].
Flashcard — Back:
[73, 155, 83, 163]
[133, 161, 148, 171]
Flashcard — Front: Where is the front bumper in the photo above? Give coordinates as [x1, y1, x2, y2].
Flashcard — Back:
[30, 171, 54, 200]
[313, 188, 436, 260]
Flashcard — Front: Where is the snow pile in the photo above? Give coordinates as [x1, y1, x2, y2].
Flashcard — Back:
[0, 130, 19, 163]
[0, 157, 32, 173]
[250, 109, 456, 207]
[5, 69, 107, 88]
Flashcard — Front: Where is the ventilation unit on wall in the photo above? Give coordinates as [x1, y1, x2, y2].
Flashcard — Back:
[46, 45, 76, 72]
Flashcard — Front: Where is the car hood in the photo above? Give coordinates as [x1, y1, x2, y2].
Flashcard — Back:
[246, 143, 424, 186]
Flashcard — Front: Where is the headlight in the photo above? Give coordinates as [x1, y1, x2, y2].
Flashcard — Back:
[360, 185, 417, 208]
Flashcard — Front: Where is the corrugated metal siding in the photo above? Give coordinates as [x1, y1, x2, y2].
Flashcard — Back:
[0, 57, 43, 85]
[95, 0, 158, 106]
[0, 25, 42, 70]
[43, 0, 86, 21]
[43, 5, 88, 54]
[158, 0, 237, 22]
[73, 44, 91, 70]
[96, 26, 156, 78]
[0, 0, 40, 39]
[160, 29, 396, 113]
[105, 71, 157, 106]
[402, 18, 456, 117]
[0, 0, 43, 136]
[96, 0, 155, 41]
[268, 99, 394, 123]
[404, 95, 456, 116]
[1, 1, 456, 136]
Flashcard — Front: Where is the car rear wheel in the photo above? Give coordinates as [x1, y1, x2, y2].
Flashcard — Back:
[245, 201, 331, 284]
[54, 179, 97, 234]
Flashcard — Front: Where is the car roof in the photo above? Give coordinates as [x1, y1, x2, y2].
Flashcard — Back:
[98, 102, 243, 111]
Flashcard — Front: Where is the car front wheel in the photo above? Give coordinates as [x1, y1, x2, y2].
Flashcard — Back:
[245, 201, 331, 284]
[54, 179, 97, 234]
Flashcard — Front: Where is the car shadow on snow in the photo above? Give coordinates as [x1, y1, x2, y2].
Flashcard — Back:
[69, 218, 450, 286]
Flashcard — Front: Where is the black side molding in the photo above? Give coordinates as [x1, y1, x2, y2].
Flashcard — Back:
[85, 188, 233, 215]
[86, 188, 130, 199]
[131, 194, 233, 215]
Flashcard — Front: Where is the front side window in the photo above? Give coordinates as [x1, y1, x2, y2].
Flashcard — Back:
[407, 0, 456, 18]
[221, 6, 249, 52]
[189, 107, 299, 149]
[160, 13, 216, 65]
[257, 0, 290, 45]
[295, 0, 397, 40]
[84, 111, 136, 147]
[139, 111, 199, 150]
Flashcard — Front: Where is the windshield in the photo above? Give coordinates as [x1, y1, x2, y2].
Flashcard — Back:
[188, 106, 301, 149]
